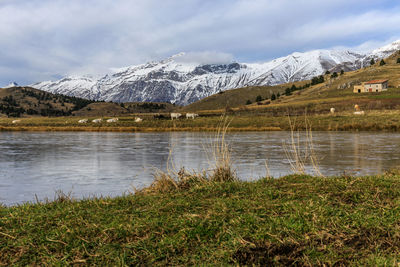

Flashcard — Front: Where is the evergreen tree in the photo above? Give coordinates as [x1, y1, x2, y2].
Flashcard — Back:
[285, 88, 291, 96]
[340, 69, 344, 75]
[325, 70, 330, 75]
[255, 95, 263, 102]
[397, 58, 400, 64]
[271, 94, 276, 101]
[277, 92, 280, 98]
[246, 100, 252, 105]
[380, 59, 386, 66]
[330, 72, 338, 78]
[370, 58, 375, 65]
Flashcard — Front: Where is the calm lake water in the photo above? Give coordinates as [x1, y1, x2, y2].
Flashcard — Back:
[1, 131, 400, 205]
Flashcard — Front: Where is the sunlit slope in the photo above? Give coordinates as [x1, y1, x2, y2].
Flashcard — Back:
[182, 51, 400, 113]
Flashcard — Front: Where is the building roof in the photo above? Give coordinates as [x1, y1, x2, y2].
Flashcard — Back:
[365, 79, 388, 84]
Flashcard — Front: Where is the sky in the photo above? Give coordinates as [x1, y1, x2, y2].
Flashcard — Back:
[1, 0, 400, 86]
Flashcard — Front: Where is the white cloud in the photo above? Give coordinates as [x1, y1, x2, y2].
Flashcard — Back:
[174, 52, 234, 65]
[0, 0, 399, 86]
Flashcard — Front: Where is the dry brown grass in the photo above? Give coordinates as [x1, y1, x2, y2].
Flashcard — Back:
[206, 116, 237, 182]
[141, 116, 237, 194]
[283, 114, 323, 176]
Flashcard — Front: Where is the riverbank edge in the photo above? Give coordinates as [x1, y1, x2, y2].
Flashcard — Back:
[0, 126, 283, 132]
[2, 172, 400, 265]
[0, 124, 399, 132]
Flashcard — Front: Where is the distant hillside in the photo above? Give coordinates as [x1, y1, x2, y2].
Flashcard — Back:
[181, 81, 311, 112]
[181, 51, 400, 114]
[0, 87, 94, 117]
[0, 86, 176, 117]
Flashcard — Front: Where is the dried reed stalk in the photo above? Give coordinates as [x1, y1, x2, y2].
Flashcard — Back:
[283, 114, 324, 176]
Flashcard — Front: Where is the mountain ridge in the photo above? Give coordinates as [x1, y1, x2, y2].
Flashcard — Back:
[30, 41, 400, 105]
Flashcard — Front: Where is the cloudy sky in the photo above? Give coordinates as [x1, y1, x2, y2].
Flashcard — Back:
[1, 0, 400, 86]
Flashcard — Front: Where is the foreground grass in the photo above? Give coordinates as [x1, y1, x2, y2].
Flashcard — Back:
[2, 173, 400, 265]
[0, 110, 400, 132]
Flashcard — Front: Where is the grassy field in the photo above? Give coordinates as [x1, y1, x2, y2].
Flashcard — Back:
[1, 109, 400, 132]
[2, 172, 400, 265]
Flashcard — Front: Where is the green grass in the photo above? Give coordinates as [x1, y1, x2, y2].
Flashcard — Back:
[2, 173, 400, 265]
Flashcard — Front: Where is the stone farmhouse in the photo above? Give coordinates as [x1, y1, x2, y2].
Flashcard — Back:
[353, 79, 389, 93]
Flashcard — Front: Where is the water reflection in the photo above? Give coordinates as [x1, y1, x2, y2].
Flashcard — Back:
[0, 131, 399, 205]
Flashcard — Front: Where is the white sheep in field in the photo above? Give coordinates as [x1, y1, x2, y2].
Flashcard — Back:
[134, 117, 143, 122]
[106, 118, 119, 123]
[170, 113, 182, 120]
[186, 113, 199, 119]
[353, 111, 365, 115]
[92, 118, 102, 123]
[78, 119, 88, 123]
[330, 108, 335, 114]
[12, 120, 21, 124]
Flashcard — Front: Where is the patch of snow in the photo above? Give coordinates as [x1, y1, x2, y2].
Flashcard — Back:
[4, 82, 19, 88]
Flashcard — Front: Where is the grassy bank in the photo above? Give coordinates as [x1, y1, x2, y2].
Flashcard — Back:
[1, 110, 400, 132]
[2, 173, 400, 265]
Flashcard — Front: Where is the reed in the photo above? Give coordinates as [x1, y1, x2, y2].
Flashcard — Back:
[206, 116, 237, 182]
[283, 114, 323, 176]
[142, 116, 236, 194]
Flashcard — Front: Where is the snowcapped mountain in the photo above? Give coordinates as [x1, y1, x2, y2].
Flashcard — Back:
[31, 41, 400, 105]
[3, 82, 19, 88]
[31, 76, 96, 98]
[371, 40, 400, 58]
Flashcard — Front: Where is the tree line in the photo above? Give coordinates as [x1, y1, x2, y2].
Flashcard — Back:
[0, 89, 97, 117]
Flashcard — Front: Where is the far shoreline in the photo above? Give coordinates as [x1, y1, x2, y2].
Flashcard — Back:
[0, 110, 400, 132]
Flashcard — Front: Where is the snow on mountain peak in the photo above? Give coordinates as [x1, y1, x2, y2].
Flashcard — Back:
[372, 40, 400, 57]
[30, 41, 400, 105]
[4, 82, 19, 88]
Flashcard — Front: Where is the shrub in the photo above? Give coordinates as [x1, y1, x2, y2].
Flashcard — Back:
[370, 58, 375, 65]
[380, 59, 386, 66]
[256, 95, 263, 102]
[246, 100, 252, 105]
[397, 58, 400, 64]
[311, 75, 324, 85]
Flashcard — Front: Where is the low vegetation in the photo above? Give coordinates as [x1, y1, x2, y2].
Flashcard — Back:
[2, 172, 400, 265]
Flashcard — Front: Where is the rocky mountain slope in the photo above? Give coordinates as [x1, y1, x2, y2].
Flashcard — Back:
[31, 41, 400, 105]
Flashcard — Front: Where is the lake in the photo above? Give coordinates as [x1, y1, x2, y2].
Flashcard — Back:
[1, 131, 400, 205]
